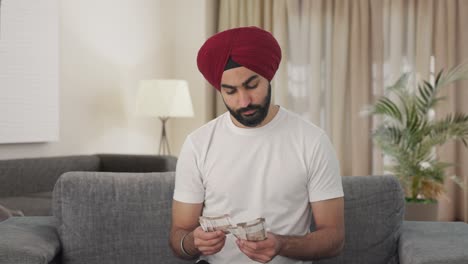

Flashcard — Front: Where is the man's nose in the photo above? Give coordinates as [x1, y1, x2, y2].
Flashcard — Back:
[238, 90, 252, 108]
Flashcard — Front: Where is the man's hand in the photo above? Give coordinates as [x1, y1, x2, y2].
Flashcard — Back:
[236, 232, 283, 263]
[193, 226, 227, 255]
[235, 198, 344, 262]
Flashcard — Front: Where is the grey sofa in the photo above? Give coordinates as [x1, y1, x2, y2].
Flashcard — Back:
[1, 172, 468, 264]
[0, 154, 178, 216]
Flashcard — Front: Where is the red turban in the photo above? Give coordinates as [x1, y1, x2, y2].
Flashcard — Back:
[197, 26, 282, 91]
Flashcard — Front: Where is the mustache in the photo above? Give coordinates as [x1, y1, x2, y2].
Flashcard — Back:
[238, 105, 262, 114]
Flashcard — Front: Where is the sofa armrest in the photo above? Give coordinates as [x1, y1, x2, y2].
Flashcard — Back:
[399, 221, 468, 264]
[97, 154, 177, 172]
[0, 216, 61, 264]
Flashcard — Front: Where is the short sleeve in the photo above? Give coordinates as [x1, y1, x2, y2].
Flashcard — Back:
[173, 136, 205, 203]
[307, 133, 344, 202]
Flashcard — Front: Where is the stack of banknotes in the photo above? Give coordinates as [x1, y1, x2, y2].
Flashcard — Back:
[199, 214, 267, 241]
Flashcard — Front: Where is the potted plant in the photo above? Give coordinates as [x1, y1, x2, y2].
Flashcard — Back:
[364, 64, 468, 220]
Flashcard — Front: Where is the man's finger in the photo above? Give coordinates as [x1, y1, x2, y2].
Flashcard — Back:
[198, 237, 226, 255]
[197, 230, 226, 239]
[196, 235, 225, 247]
[237, 239, 275, 263]
[237, 245, 270, 263]
[238, 239, 267, 251]
[199, 237, 226, 246]
[236, 239, 259, 255]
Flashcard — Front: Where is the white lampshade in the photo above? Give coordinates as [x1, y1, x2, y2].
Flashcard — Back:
[136, 79, 194, 117]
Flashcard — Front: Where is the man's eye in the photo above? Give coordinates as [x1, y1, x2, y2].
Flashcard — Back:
[245, 83, 258, 89]
[226, 90, 236, 95]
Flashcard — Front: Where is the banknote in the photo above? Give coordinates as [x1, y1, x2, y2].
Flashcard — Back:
[199, 215, 267, 241]
[199, 214, 233, 233]
[235, 218, 267, 241]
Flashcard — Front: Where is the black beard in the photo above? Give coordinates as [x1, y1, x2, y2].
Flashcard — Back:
[224, 85, 272, 127]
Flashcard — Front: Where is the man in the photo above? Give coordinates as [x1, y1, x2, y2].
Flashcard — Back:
[169, 26, 344, 264]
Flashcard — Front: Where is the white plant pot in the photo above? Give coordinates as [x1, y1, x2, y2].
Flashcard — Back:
[404, 202, 438, 221]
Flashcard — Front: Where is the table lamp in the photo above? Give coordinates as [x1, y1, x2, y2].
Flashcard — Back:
[136, 79, 194, 155]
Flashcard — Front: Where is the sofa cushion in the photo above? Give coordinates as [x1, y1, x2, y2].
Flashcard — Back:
[0, 216, 60, 264]
[399, 221, 468, 264]
[0, 192, 52, 216]
[314, 175, 404, 264]
[53, 171, 191, 264]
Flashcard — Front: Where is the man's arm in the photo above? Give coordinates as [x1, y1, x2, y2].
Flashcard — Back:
[279, 197, 345, 259]
[169, 200, 203, 259]
[237, 197, 344, 263]
[169, 200, 227, 259]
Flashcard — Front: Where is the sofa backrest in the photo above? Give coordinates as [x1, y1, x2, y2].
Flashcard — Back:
[97, 154, 177, 172]
[52, 173, 404, 264]
[53, 171, 191, 264]
[0, 155, 100, 197]
[0, 154, 178, 198]
[314, 175, 405, 264]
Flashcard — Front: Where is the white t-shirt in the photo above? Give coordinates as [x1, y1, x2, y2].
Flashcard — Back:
[174, 107, 343, 264]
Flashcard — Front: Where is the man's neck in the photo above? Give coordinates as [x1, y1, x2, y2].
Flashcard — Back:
[231, 105, 280, 129]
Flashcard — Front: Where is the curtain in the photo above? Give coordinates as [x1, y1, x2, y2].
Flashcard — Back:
[286, 0, 374, 176]
[215, 0, 468, 222]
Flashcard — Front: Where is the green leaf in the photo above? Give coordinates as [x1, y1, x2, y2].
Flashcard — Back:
[435, 69, 443, 87]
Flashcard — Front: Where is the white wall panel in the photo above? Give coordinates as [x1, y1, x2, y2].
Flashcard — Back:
[0, 0, 59, 143]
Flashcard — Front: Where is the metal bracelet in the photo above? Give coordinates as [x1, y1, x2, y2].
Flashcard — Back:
[180, 232, 197, 258]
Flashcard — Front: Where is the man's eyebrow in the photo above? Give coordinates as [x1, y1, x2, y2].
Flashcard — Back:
[220, 75, 259, 89]
[242, 75, 259, 86]
[221, 84, 236, 89]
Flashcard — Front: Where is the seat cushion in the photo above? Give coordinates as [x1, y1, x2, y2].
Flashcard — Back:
[399, 221, 468, 264]
[0, 216, 60, 264]
[53, 171, 191, 264]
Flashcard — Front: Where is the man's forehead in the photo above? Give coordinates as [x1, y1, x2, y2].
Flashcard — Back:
[221, 67, 261, 83]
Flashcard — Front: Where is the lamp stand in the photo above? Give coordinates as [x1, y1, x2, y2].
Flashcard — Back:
[159, 117, 171, 155]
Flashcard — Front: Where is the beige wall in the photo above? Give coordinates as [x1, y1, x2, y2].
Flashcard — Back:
[0, 0, 215, 159]
[169, 0, 218, 155]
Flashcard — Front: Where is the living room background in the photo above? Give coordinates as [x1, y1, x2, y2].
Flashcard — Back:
[0, 0, 217, 160]
[1, 0, 467, 222]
